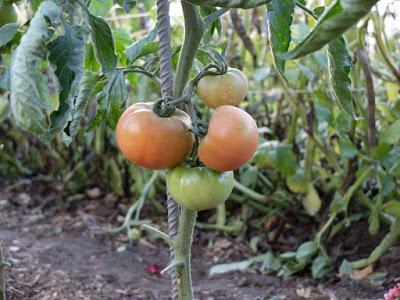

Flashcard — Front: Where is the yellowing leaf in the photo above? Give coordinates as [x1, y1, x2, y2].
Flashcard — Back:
[303, 184, 321, 216]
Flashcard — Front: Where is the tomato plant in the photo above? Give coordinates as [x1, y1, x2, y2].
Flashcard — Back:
[199, 105, 259, 171]
[115, 102, 194, 170]
[167, 164, 234, 211]
[196, 68, 248, 108]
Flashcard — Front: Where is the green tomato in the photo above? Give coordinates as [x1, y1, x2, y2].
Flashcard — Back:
[166, 164, 234, 211]
[0, 2, 18, 27]
[286, 169, 307, 193]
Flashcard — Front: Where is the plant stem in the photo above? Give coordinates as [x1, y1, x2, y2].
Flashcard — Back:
[351, 217, 400, 269]
[234, 180, 265, 202]
[173, 208, 197, 300]
[174, 2, 204, 98]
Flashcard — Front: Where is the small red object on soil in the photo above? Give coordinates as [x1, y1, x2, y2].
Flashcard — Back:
[385, 283, 400, 300]
[146, 264, 161, 274]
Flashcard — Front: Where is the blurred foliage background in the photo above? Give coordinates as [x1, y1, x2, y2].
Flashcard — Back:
[1, 0, 400, 280]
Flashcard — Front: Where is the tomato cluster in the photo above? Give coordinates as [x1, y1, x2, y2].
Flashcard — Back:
[115, 68, 258, 211]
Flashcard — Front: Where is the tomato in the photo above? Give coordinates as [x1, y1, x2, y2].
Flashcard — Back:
[198, 105, 259, 171]
[0, 2, 17, 27]
[286, 169, 307, 193]
[115, 102, 194, 170]
[166, 164, 234, 211]
[196, 68, 248, 109]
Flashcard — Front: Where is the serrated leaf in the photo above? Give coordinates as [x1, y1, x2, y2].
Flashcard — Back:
[379, 120, 400, 145]
[281, 0, 378, 59]
[91, 70, 127, 130]
[87, 13, 117, 75]
[64, 72, 101, 144]
[0, 23, 18, 48]
[125, 26, 158, 63]
[10, 1, 62, 135]
[327, 37, 355, 116]
[267, 0, 295, 81]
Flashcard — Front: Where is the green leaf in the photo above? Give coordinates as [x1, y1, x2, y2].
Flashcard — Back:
[382, 201, 400, 217]
[339, 259, 352, 274]
[113, 0, 136, 12]
[303, 183, 321, 216]
[43, 23, 88, 142]
[312, 255, 333, 279]
[282, 0, 378, 59]
[296, 241, 318, 264]
[125, 26, 158, 63]
[64, 72, 101, 144]
[90, 70, 127, 130]
[87, 13, 117, 75]
[379, 120, 400, 144]
[10, 1, 62, 135]
[327, 37, 355, 116]
[267, 0, 295, 81]
[186, 0, 269, 9]
[0, 23, 18, 48]
[89, 0, 113, 16]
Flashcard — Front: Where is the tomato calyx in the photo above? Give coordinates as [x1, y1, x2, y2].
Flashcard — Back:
[153, 97, 176, 118]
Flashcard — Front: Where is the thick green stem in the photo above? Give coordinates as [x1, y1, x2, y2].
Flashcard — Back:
[234, 180, 265, 202]
[173, 208, 197, 300]
[351, 217, 400, 269]
[174, 2, 205, 98]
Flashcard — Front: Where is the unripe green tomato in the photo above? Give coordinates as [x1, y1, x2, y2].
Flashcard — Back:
[166, 164, 234, 211]
[0, 2, 18, 27]
[286, 169, 307, 193]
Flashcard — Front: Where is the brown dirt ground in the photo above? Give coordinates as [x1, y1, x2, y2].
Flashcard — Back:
[0, 180, 398, 300]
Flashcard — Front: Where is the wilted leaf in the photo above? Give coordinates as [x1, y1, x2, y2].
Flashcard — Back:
[90, 69, 128, 130]
[303, 183, 321, 216]
[350, 265, 373, 280]
[10, 1, 62, 135]
[64, 72, 101, 144]
[267, 0, 295, 81]
[382, 201, 400, 217]
[282, 0, 378, 59]
[43, 23, 88, 142]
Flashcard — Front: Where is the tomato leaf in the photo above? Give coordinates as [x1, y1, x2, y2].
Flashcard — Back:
[266, 0, 295, 82]
[281, 0, 378, 59]
[327, 37, 355, 116]
[0, 23, 18, 48]
[125, 26, 158, 63]
[379, 120, 400, 145]
[90, 70, 127, 130]
[382, 201, 400, 217]
[296, 241, 318, 264]
[312, 255, 333, 279]
[87, 13, 117, 76]
[10, 1, 62, 135]
[64, 72, 101, 145]
[43, 23, 88, 143]
[185, 0, 269, 9]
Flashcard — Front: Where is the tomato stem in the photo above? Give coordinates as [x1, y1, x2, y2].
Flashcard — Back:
[173, 208, 197, 300]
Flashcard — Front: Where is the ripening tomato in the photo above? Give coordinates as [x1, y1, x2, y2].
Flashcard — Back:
[115, 102, 194, 170]
[196, 68, 248, 109]
[198, 105, 258, 171]
[166, 164, 234, 211]
[0, 2, 17, 27]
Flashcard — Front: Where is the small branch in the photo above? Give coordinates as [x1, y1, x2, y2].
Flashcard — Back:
[140, 224, 170, 243]
[122, 67, 161, 87]
[234, 180, 265, 202]
[351, 217, 400, 269]
[295, 1, 318, 20]
[161, 260, 184, 275]
[204, 8, 229, 28]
